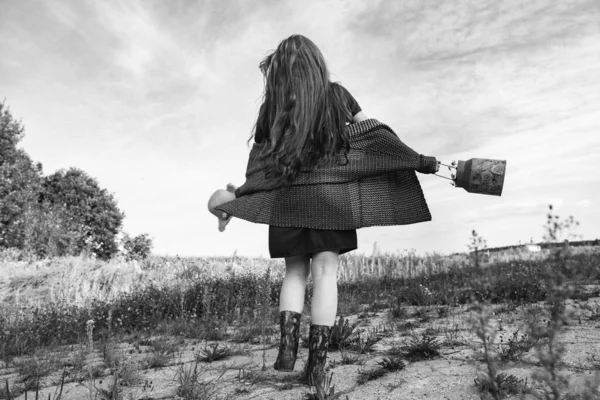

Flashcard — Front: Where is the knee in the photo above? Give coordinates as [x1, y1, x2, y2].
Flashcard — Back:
[286, 266, 310, 281]
[311, 251, 339, 279]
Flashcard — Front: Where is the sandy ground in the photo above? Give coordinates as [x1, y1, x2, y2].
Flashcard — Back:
[2, 292, 600, 400]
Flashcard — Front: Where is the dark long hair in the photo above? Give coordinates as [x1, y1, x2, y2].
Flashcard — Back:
[251, 34, 352, 188]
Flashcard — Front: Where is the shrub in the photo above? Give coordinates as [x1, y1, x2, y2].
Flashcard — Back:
[122, 233, 153, 261]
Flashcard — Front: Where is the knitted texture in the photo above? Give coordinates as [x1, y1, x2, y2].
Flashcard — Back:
[216, 119, 437, 229]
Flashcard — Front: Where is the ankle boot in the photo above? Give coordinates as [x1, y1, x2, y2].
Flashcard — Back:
[305, 324, 332, 386]
[274, 310, 302, 372]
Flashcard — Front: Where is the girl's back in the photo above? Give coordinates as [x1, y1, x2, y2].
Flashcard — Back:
[252, 34, 364, 188]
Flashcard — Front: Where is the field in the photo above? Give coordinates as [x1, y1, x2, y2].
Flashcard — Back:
[0, 245, 599, 400]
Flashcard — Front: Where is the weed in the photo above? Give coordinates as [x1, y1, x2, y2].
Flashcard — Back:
[389, 305, 408, 319]
[474, 372, 527, 398]
[443, 323, 466, 347]
[14, 351, 58, 391]
[423, 327, 441, 336]
[497, 328, 538, 362]
[385, 344, 405, 356]
[351, 331, 382, 354]
[588, 354, 600, 370]
[494, 302, 519, 315]
[470, 301, 503, 399]
[328, 316, 360, 351]
[377, 355, 405, 372]
[396, 321, 418, 332]
[330, 351, 364, 368]
[195, 342, 231, 363]
[174, 360, 223, 400]
[116, 361, 142, 387]
[1, 379, 24, 400]
[140, 338, 177, 369]
[305, 372, 348, 399]
[101, 342, 125, 371]
[581, 302, 600, 321]
[368, 300, 389, 312]
[403, 333, 442, 361]
[436, 306, 450, 318]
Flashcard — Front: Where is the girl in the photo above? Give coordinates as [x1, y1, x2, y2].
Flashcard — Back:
[210, 34, 438, 385]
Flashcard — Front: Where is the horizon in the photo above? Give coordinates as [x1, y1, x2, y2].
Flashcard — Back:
[1, 0, 599, 258]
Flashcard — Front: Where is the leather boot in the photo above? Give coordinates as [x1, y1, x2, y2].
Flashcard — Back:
[273, 310, 302, 372]
[305, 324, 332, 386]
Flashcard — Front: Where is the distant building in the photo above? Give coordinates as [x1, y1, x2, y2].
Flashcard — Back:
[521, 244, 541, 252]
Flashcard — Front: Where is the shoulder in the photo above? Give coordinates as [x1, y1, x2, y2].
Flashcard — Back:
[331, 81, 352, 97]
[331, 81, 363, 119]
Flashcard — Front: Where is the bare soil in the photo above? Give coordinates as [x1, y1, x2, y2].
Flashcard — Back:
[2, 292, 600, 400]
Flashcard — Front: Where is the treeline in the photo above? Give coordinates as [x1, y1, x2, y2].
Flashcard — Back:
[0, 102, 151, 260]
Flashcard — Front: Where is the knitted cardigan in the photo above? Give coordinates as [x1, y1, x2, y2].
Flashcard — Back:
[216, 119, 437, 229]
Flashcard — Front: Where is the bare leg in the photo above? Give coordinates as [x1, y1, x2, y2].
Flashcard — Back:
[310, 250, 339, 326]
[279, 255, 311, 313]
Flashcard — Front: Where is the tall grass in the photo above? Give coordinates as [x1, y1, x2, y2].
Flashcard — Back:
[1, 244, 599, 362]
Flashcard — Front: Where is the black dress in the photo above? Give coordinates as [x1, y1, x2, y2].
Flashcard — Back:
[257, 83, 362, 259]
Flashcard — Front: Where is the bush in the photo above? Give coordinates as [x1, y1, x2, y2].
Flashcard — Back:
[122, 233, 153, 261]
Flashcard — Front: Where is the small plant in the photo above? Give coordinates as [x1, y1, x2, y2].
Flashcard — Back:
[436, 306, 450, 318]
[331, 351, 364, 368]
[443, 323, 466, 347]
[403, 333, 441, 361]
[115, 361, 142, 387]
[328, 316, 360, 351]
[396, 321, 418, 333]
[470, 301, 503, 399]
[368, 322, 395, 338]
[140, 338, 178, 369]
[195, 342, 232, 363]
[377, 355, 405, 372]
[581, 302, 600, 321]
[386, 344, 405, 356]
[174, 360, 223, 400]
[14, 352, 58, 392]
[1, 379, 24, 400]
[390, 304, 408, 319]
[305, 372, 348, 399]
[494, 302, 519, 315]
[351, 331, 382, 354]
[497, 329, 537, 362]
[474, 372, 527, 398]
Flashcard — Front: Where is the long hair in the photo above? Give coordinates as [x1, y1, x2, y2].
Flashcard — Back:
[252, 34, 352, 188]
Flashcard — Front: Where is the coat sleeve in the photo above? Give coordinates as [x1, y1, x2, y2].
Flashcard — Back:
[417, 155, 438, 174]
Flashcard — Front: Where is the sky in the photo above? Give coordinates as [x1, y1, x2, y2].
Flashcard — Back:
[1, 0, 599, 258]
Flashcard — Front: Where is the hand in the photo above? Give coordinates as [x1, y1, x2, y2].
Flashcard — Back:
[207, 183, 238, 232]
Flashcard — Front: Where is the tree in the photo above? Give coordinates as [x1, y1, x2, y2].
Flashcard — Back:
[122, 233, 153, 261]
[0, 102, 43, 249]
[41, 168, 125, 259]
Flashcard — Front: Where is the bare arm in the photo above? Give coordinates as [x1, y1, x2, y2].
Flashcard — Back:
[352, 111, 369, 123]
